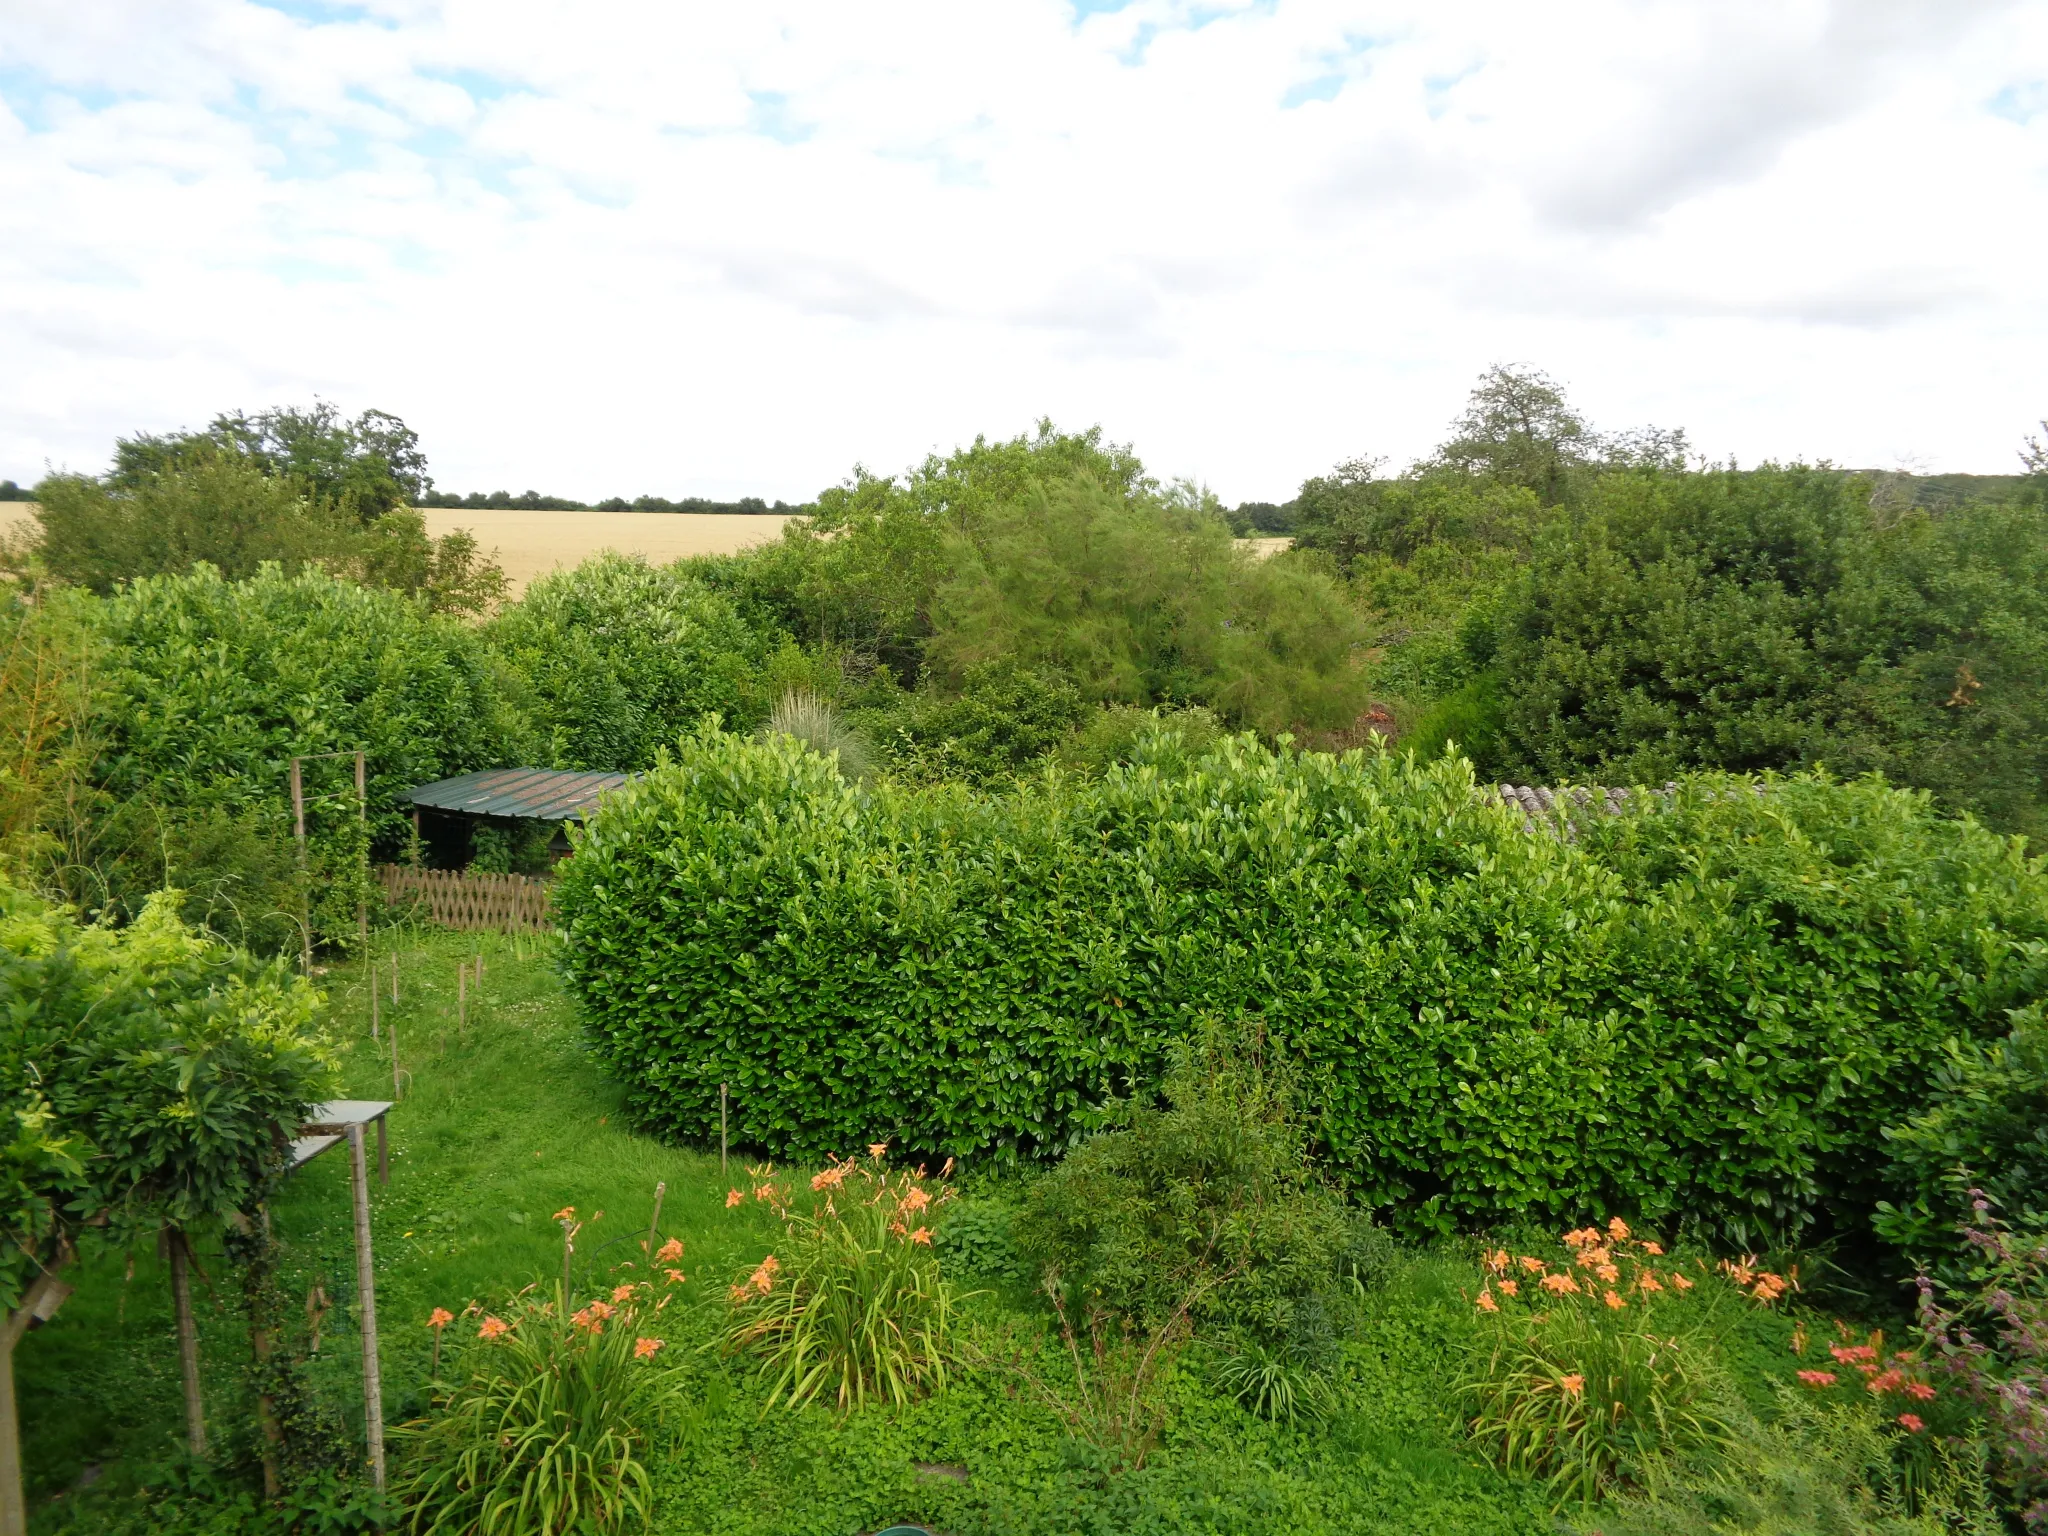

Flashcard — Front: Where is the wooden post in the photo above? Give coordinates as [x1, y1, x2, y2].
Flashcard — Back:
[0, 1323, 23, 1536]
[391, 1024, 402, 1102]
[355, 751, 368, 950]
[644, 1182, 666, 1265]
[369, 959, 380, 1045]
[376, 1115, 389, 1188]
[290, 757, 311, 976]
[457, 962, 466, 1037]
[346, 1125, 385, 1491]
[720, 1084, 729, 1176]
[168, 1228, 207, 1458]
[391, 954, 399, 1006]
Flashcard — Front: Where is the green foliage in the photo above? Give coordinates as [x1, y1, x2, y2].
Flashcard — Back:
[1, 883, 330, 1312]
[1492, 466, 2048, 837]
[1875, 1005, 2048, 1267]
[486, 553, 773, 772]
[1048, 702, 1225, 777]
[558, 724, 2048, 1247]
[391, 1280, 688, 1535]
[31, 405, 503, 612]
[859, 661, 1087, 785]
[1212, 1338, 1335, 1424]
[1294, 461, 1541, 575]
[72, 565, 522, 945]
[1012, 1026, 1356, 1338]
[1584, 1391, 2000, 1536]
[721, 1155, 960, 1412]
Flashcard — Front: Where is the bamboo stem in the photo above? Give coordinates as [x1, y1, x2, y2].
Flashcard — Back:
[720, 1083, 729, 1176]
[0, 1325, 23, 1536]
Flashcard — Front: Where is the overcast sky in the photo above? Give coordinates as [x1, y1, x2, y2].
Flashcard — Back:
[3, 1, 2045, 503]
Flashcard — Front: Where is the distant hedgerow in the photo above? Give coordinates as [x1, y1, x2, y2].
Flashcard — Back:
[555, 724, 2048, 1244]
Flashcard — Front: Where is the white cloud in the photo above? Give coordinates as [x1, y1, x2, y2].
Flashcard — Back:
[0, 0, 2044, 500]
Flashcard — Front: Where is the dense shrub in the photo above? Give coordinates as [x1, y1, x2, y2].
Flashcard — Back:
[557, 725, 2048, 1244]
[1492, 467, 2048, 838]
[485, 553, 775, 772]
[1013, 1026, 1356, 1340]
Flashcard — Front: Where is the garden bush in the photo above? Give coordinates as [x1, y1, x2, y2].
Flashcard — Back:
[485, 553, 776, 772]
[78, 565, 523, 938]
[556, 723, 2048, 1244]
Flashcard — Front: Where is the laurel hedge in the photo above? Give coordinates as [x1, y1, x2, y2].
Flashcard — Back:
[555, 725, 2048, 1240]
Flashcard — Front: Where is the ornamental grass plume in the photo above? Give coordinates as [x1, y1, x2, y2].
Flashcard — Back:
[721, 1146, 963, 1412]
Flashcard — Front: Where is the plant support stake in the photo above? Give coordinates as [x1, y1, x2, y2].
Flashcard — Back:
[645, 1182, 666, 1265]
[720, 1083, 729, 1176]
[168, 1228, 207, 1458]
[346, 1125, 385, 1491]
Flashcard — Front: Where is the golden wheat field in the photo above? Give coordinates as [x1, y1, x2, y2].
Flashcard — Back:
[419, 509, 794, 594]
[0, 504, 796, 596]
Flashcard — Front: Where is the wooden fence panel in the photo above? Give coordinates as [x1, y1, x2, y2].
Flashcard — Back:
[376, 865, 554, 934]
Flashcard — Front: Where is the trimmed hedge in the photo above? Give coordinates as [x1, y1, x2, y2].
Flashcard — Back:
[556, 726, 2048, 1240]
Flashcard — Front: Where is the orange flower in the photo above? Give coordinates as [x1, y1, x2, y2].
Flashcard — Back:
[633, 1337, 665, 1360]
[1520, 1256, 1547, 1274]
[868, 1142, 889, 1160]
[811, 1163, 852, 1192]
[1607, 1217, 1630, 1242]
[1896, 1413, 1925, 1433]
[1559, 1373, 1584, 1396]
[427, 1307, 454, 1330]
[1904, 1382, 1936, 1402]
[656, 1238, 684, 1264]
[1562, 1228, 1597, 1249]
[1831, 1344, 1878, 1365]
[1596, 1263, 1621, 1284]
[1540, 1273, 1580, 1295]
[1796, 1369, 1837, 1388]
[1670, 1273, 1694, 1291]
[1751, 1272, 1788, 1303]
[745, 1254, 781, 1295]
[589, 1300, 615, 1319]
[477, 1315, 510, 1341]
[725, 1190, 744, 1209]
[907, 1226, 933, 1246]
[1639, 1241, 1664, 1256]
[664, 1268, 687, 1284]
[612, 1284, 636, 1303]
[1483, 1249, 1511, 1274]
[1867, 1369, 1905, 1395]
[1476, 1289, 1500, 1313]
[553, 1206, 576, 1222]
[1636, 1274, 1663, 1294]
[1497, 1280, 1519, 1297]
[1602, 1290, 1626, 1310]
[940, 1156, 955, 1177]
[901, 1186, 932, 1214]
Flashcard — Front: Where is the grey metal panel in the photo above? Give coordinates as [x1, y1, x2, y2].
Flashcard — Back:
[403, 768, 629, 821]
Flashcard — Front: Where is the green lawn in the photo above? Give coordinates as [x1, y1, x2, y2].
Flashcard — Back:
[23, 926, 1802, 1535]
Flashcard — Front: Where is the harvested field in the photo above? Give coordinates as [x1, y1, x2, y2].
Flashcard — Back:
[424, 509, 793, 594]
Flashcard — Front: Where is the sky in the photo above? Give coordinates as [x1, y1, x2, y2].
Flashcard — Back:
[2, 1, 2045, 504]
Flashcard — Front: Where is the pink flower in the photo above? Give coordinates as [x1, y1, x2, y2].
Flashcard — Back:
[1904, 1382, 1936, 1402]
[633, 1337, 664, 1361]
[1896, 1413, 1925, 1433]
[1796, 1370, 1837, 1388]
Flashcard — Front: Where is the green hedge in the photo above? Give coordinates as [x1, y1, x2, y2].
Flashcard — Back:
[556, 726, 2048, 1240]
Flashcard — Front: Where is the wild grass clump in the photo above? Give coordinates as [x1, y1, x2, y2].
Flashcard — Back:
[720, 1149, 960, 1411]
[759, 688, 872, 782]
[391, 1270, 691, 1536]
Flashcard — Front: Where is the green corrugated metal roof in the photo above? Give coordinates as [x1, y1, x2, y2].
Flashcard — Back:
[404, 768, 628, 822]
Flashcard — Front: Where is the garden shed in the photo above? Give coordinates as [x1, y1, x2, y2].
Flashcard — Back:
[403, 767, 627, 870]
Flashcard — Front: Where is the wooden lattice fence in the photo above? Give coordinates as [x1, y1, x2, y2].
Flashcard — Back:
[377, 866, 554, 934]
